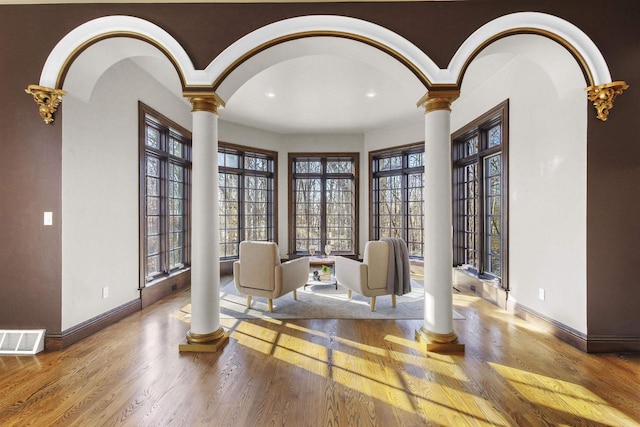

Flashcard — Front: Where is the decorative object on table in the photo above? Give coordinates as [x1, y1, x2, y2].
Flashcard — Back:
[306, 256, 337, 290]
[233, 241, 309, 312]
[324, 243, 332, 257]
[320, 264, 331, 280]
[309, 244, 316, 257]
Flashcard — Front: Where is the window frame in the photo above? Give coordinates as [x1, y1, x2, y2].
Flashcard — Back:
[218, 141, 278, 260]
[288, 152, 359, 258]
[369, 142, 425, 259]
[139, 102, 192, 289]
[452, 100, 509, 289]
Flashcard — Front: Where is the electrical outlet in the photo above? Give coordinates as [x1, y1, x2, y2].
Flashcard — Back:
[102, 287, 109, 299]
[44, 212, 53, 226]
[538, 288, 545, 301]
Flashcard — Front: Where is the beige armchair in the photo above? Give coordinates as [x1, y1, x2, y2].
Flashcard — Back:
[233, 241, 310, 312]
[335, 241, 396, 311]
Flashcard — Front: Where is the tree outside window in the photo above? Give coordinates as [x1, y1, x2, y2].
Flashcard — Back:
[218, 143, 276, 259]
[289, 154, 358, 256]
[452, 101, 509, 288]
[139, 103, 191, 286]
[370, 143, 425, 258]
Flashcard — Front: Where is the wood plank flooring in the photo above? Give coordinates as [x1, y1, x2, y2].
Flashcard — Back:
[1, 288, 639, 426]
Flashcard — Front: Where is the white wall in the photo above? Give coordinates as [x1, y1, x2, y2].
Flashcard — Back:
[219, 121, 368, 256]
[62, 58, 191, 330]
[452, 35, 588, 333]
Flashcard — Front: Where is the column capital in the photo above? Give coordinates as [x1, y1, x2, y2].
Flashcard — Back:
[417, 90, 460, 114]
[184, 91, 226, 114]
[25, 84, 66, 124]
[585, 81, 628, 122]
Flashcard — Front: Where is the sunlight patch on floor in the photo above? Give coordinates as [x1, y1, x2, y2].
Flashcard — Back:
[283, 322, 330, 339]
[332, 335, 387, 356]
[273, 345, 330, 378]
[489, 362, 638, 425]
[384, 334, 423, 352]
[227, 318, 511, 426]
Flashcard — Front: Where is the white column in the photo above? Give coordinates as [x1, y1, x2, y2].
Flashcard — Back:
[180, 94, 227, 352]
[417, 90, 464, 352]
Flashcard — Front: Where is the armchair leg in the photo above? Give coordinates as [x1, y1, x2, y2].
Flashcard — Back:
[268, 299, 274, 313]
[293, 289, 297, 300]
[247, 295, 252, 308]
[347, 290, 352, 299]
[371, 296, 376, 312]
[392, 294, 397, 308]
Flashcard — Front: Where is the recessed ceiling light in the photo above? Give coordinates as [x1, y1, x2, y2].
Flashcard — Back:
[365, 90, 377, 98]
[265, 91, 276, 98]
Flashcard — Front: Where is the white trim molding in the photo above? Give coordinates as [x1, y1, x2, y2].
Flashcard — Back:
[448, 12, 612, 87]
[204, 15, 440, 90]
[39, 15, 205, 89]
[39, 12, 614, 92]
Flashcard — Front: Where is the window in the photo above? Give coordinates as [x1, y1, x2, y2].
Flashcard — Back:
[218, 142, 276, 259]
[370, 143, 425, 258]
[452, 101, 508, 287]
[139, 103, 192, 286]
[289, 153, 359, 256]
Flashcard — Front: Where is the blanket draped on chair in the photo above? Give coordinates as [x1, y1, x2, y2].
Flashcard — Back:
[381, 238, 412, 295]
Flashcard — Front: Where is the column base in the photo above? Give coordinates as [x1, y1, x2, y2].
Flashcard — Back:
[415, 327, 465, 354]
[179, 327, 229, 353]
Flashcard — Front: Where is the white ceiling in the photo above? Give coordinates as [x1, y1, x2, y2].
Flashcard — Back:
[126, 36, 427, 135]
[218, 37, 427, 134]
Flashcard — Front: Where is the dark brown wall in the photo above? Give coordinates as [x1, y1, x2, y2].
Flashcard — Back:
[1, 1, 638, 341]
[1, 7, 65, 334]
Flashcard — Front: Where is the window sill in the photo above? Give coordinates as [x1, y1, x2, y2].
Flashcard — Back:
[145, 267, 191, 288]
[453, 267, 508, 311]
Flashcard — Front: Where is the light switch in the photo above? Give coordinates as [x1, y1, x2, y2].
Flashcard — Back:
[44, 212, 53, 226]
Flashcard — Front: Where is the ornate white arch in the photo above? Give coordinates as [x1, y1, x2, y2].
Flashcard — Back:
[448, 11, 611, 87]
[30, 11, 625, 123]
[204, 12, 616, 91]
[204, 15, 441, 91]
[38, 15, 206, 89]
[38, 12, 617, 91]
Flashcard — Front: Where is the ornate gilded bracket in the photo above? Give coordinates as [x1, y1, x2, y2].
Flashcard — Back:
[25, 85, 66, 124]
[586, 81, 629, 122]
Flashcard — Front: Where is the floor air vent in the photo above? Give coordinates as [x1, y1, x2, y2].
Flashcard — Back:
[0, 329, 45, 355]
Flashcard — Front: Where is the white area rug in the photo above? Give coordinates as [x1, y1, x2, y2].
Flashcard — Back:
[182, 276, 465, 321]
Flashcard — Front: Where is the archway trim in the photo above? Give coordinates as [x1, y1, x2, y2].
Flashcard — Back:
[38, 15, 207, 90]
[204, 15, 441, 90]
[449, 12, 612, 88]
[34, 11, 621, 122]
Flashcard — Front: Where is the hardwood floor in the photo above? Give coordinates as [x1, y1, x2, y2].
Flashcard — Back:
[1, 288, 639, 426]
